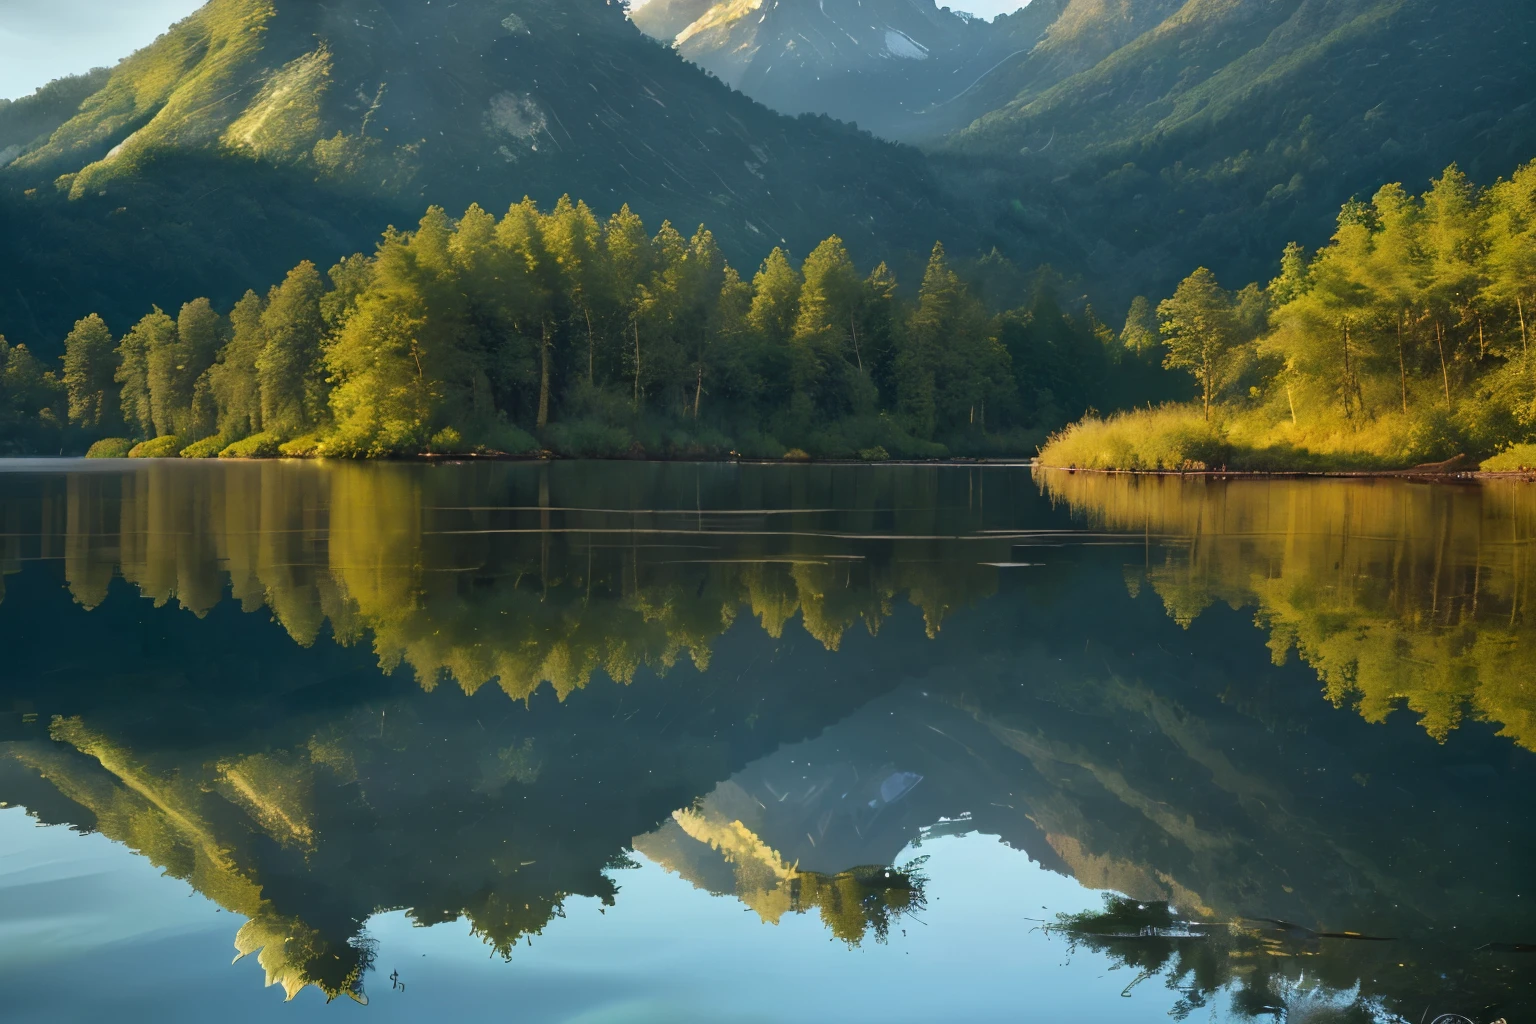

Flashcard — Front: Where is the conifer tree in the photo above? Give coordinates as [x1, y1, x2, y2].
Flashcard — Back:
[258, 262, 327, 436]
[1119, 297, 1157, 359]
[209, 290, 266, 439]
[62, 314, 118, 431]
[116, 309, 175, 438]
[603, 205, 652, 407]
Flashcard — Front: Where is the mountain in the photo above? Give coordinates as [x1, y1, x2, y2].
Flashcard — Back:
[634, 0, 1071, 142]
[0, 0, 976, 352]
[629, 0, 718, 41]
[0, 69, 110, 167]
[648, 0, 1536, 301]
[947, 0, 1536, 291]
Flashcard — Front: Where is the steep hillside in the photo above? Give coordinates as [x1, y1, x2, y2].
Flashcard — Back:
[630, 0, 717, 41]
[0, 0, 973, 351]
[948, 0, 1536, 292]
[0, 69, 111, 166]
[636, 0, 1069, 142]
[646, 0, 1536, 303]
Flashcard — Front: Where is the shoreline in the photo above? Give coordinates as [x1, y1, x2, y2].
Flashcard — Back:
[1033, 465, 1536, 482]
[0, 455, 1041, 469]
[7, 456, 1535, 481]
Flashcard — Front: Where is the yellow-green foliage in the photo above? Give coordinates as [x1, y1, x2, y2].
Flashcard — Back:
[220, 431, 283, 458]
[85, 437, 135, 458]
[1040, 470, 1536, 749]
[180, 435, 226, 458]
[1042, 401, 1467, 473]
[20, 0, 281, 196]
[1482, 443, 1536, 472]
[128, 435, 182, 458]
[1039, 406, 1227, 471]
[277, 434, 324, 457]
[222, 46, 330, 163]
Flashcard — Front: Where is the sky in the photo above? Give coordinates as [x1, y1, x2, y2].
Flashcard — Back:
[0, 0, 205, 100]
[0, 1, 1032, 101]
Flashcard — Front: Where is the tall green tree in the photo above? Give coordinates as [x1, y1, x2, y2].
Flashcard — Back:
[258, 262, 327, 437]
[1159, 268, 1240, 420]
[61, 314, 118, 431]
[209, 291, 266, 440]
[116, 309, 175, 438]
[1119, 296, 1157, 359]
[899, 244, 1004, 438]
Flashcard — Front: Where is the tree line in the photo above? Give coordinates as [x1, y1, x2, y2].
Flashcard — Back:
[1142, 160, 1536, 461]
[0, 196, 1156, 459]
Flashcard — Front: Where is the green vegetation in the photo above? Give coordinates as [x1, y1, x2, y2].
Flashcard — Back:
[10, 196, 1151, 459]
[0, 0, 977, 358]
[1042, 161, 1536, 472]
[84, 437, 134, 459]
[946, 0, 1536, 303]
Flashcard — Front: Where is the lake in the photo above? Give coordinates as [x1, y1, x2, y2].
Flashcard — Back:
[0, 460, 1531, 1023]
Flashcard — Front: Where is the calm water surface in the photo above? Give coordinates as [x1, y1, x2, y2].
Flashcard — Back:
[0, 460, 1532, 1022]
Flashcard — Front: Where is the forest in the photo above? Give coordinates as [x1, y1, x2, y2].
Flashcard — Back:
[1042, 160, 1536, 472]
[0, 196, 1156, 460]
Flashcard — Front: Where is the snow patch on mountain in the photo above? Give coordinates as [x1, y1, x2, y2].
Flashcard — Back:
[885, 29, 929, 59]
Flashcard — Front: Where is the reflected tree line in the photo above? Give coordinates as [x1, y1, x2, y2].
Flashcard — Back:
[2, 463, 1535, 1017]
[1038, 469, 1536, 751]
[3, 461, 1009, 700]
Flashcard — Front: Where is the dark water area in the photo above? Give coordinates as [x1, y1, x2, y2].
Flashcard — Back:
[0, 460, 1531, 1023]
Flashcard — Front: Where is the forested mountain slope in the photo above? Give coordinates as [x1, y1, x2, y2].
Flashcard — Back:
[0, 0, 971, 352]
[955, 0, 1536, 293]
[0, 70, 111, 166]
[653, 0, 1536, 299]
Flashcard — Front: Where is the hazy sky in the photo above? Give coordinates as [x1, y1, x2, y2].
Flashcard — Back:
[0, 0, 204, 100]
[0, 1, 1032, 101]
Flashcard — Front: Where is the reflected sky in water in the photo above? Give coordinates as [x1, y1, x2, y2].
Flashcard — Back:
[0, 461, 1532, 1022]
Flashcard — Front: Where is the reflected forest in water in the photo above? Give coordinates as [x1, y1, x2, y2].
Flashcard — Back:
[1, 462, 1533, 1019]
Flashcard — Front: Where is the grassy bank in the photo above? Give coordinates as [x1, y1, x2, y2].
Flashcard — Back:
[1038, 403, 1525, 473]
[83, 414, 1048, 463]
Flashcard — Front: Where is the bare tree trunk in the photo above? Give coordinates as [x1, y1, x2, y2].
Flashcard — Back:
[536, 321, 551, 430]
[693, 362, 703, 420]
[585, 307, 595, 383]
[850, 315, 863, 372]
[1202, 351, 1211, 421]
[1436, 319, 1451, 408]
[1519, 294, 1529, 360]
[1341, 320, 1353, 419]
[633, 320, 642, 409]
[1397, 312, 1408, 414]
[1286, 382, 1297, 425]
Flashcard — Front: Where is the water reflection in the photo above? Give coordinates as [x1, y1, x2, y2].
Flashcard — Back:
[0, 462, 1532, 1020]
[1037, 470, 1536, 749]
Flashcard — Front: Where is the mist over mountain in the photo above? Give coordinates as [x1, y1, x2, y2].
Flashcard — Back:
[0, 0, 980, 351]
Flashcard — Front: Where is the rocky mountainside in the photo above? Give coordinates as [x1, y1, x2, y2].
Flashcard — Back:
[634, 0, 1070, 142]
[0, 0, 977, 350]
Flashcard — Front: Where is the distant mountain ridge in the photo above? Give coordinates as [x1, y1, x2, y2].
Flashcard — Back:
[634, 0, 1071, 141]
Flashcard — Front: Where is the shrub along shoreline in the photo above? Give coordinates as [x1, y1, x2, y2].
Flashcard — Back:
[1036, 404, 1536, 475]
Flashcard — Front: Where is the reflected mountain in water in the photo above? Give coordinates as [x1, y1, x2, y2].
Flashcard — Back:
[0, 462, 1532, 1019]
